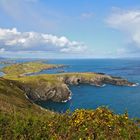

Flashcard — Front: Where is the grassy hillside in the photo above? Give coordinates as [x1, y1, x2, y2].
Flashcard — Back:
[0, 107, 140, 140]
[2, 62, 63, 78]
[0, 77, 52, 116]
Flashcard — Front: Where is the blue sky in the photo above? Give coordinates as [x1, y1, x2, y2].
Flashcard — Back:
[0, 0, 140, 58]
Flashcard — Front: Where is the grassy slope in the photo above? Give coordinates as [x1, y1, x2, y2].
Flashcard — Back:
[2, 62, 63, 78]
[0, 77, 52, 116]
[14, 73, 99, 83]
[0, 107, 140, 140]
[2, 61, 100, 79]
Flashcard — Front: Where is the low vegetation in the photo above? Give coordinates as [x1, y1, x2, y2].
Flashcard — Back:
[0, 107, 140, 140]
[0, 77, 52, 115]
[2, 62, 63, 78]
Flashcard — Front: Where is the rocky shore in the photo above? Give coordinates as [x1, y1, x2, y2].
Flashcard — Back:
[59, 73, 135, 87]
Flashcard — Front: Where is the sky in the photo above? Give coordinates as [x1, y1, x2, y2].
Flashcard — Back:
[0, 0, 140, 58]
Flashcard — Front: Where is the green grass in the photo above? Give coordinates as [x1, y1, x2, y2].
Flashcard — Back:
[2, 62, 63, 77]
[0, 77, 52, 116]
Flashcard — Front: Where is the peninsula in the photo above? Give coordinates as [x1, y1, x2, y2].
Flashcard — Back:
[2, 61, 64, 78]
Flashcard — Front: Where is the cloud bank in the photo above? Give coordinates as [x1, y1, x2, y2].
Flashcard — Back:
[0, 28, 87, 55]
[107, 8, 140, 56]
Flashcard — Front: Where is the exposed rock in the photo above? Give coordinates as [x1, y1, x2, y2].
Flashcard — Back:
[18, 81, 71, 102]
[60, 73, 135, 87]
[102, 76, 135, 86]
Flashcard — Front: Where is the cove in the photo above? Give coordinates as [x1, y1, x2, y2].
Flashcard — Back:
[36, 83, 140, 118]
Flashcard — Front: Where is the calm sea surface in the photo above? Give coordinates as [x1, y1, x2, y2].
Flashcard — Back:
[1, 59, 140, 118]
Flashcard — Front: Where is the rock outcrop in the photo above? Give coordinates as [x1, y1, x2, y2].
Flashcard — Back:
[59, 73, 135, 87]
[16, 78, 72, 102]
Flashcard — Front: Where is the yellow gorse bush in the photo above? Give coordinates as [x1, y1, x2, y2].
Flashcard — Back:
[0, 107, 140, 140]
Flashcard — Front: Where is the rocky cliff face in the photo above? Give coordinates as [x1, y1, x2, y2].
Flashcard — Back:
[102, 76, 135, 86]
[18, 81, 71, 102]
[60, 73, 135, 87]
[15, 73, 136, 103]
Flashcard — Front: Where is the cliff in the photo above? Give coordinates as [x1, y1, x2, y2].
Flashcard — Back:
[0, 77, 48, 115]
[59, 73, 135, 86]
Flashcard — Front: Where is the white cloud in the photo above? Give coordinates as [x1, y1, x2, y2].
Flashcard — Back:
[0, 28, 87, 54]
[107, 8, 140, 56]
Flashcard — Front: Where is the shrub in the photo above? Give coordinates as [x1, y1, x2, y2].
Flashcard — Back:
[0, 107, 140, 140]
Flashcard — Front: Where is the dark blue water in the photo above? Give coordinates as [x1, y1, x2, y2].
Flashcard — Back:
[0, 64, 7, 77]
[34, 59, 140, 118]
[1, 59, 140, 118]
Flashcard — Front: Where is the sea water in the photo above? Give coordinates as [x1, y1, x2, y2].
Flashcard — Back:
[0, 64, 6, 77]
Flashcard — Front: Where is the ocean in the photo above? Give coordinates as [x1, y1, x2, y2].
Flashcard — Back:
[1, 59, 140, 118]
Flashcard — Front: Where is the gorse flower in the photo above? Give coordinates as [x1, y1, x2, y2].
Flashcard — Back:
[0, 107, 140, 140]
